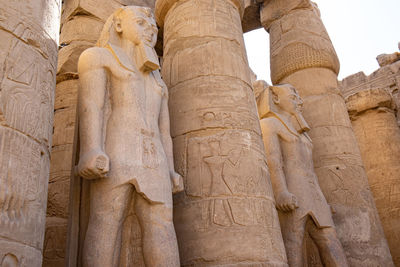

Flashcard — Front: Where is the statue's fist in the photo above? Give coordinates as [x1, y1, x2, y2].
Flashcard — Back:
[77, 149, 110, 179]
[170, 171, 184, 194]
[276, 191, 299, 212]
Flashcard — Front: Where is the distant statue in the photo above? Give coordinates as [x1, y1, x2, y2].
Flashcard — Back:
[77, 6, 183, 266]
[256, 83, 348, 267]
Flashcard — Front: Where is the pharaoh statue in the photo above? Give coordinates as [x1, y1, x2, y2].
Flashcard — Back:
[255, 82, 348, 266]
[77, 6, 183, 266]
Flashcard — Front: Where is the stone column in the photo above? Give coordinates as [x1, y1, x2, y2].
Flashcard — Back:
[0, 0, 61, 266]
[346, 88, 400, 266]
[155, 0, 287, 266]
[260, 0, 393, 266]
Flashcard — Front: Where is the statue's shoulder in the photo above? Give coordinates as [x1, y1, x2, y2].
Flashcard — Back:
[78, 47, 114, 72]
[260, 116, 281, 135]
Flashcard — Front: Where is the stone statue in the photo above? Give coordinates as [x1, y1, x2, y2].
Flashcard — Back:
[77, 6, 183, 266]
[257, 83, 348, 267]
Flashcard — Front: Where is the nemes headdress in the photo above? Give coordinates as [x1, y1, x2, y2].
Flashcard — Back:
[97, 6, 154, 48]
[255, 81, 280, 120]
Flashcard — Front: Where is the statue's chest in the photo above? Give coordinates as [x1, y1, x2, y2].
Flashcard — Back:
[111, 68, 163, 117]
[281, 132, 312, 159]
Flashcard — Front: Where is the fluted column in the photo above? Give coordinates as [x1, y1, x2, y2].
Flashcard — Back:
[0, 0, 61, 266]
[260, 0, 393, 265]
[346, 88, 400, 266]
[156, 0, 287, 265]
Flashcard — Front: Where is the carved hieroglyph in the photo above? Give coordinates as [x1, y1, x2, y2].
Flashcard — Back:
[0, 1, 61, 266]
[260, 0, 394, 265]
[77, 7, 182, 266]
[257, 83, 348, 266]
[156, 0, 288, 266]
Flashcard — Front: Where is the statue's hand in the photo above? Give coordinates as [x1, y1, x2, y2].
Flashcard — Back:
[276, 191, 299, 212]
[170, 171, 184, 194]
[78, 149, 110, 179]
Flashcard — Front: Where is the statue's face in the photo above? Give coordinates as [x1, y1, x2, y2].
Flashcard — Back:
[277, 85, 303, 115]
[119, 9, 158, 47]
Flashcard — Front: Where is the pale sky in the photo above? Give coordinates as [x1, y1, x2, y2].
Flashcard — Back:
[244, 0, 400, 84]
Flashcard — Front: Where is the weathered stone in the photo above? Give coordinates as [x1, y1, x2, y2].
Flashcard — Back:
[52, 108, 77, 147]
[260, 0, 394, 265]
[261, 1, 340, 85]
[156, 0, 288, 265]
[47, 145, 74, 218]
[77, 7, 182, 266]
[242, 0, 262, 33]
[49, 2, 162, 266]
[376, 43, 400, 67]
[60, 16, 104, 45]
[340, 52, 400, 126]
[42, 217, 68, 267]
[43, 80, 78, 267]
[0, 1, 60, 266]
[57, 41, 93, 75]
[344, 87, 400, 266]
[258, 83, 348, 267]
[54, 79, 79, 110]
[62, 0, 155, 23]
[0, 240, 42, 267]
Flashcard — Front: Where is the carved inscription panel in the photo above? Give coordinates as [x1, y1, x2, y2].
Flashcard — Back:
[173, 130, 287, 264]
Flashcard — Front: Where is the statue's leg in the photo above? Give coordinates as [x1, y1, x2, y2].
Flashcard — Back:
[307, 219, 349, 267]
[82, 181, 133, 267]
[135, 192, 180, 267]
[279, 213, 307, 266]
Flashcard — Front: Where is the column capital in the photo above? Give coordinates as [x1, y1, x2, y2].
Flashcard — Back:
[346, 88, 394, 117]
[260, 0, 312, 30]
[155, 0, 244, 28]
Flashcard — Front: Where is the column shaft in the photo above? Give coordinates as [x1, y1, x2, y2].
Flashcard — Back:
[156, 0, 287, 265]
[0, 0, 61, 266]
[261, 1, 393, 265]
[346, 88, 400, 266]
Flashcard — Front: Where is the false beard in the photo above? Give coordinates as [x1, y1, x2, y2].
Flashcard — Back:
[136, 42, 160, 72]
[293, 112, 310, 134]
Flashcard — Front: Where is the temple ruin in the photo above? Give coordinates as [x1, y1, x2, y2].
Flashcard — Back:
[0, 0, 398, 266]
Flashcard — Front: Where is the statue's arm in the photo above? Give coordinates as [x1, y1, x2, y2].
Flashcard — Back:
[76, 48, 110, 179]
[261, 119, 288, 194]
[159, 91, 184, 193]
[261, 119, 298, 211]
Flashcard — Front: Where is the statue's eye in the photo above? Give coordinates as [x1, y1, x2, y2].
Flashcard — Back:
[137, 19, 144, 26]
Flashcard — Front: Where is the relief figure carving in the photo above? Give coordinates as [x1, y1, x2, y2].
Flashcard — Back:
[257, 83, 349, 266]
[186, 132, 274, 229]
[77, 6, 183, 266]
